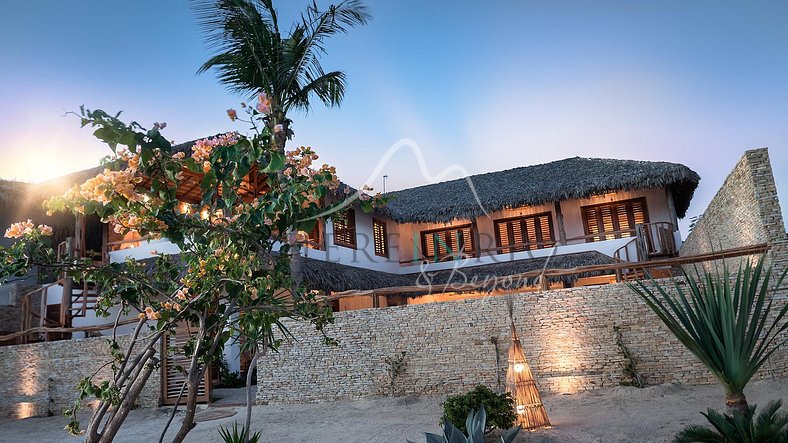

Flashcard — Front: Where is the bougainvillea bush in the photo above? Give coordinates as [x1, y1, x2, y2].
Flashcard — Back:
[0, 98, 384, 443]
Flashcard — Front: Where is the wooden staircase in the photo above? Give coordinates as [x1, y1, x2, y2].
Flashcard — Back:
[68, 280, 100, 318]
[612, 222, 679, 282]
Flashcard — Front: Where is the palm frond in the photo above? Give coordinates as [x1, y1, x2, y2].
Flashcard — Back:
[629, 255, 788, 401]
[674, 400, 788, 443]
[193, 0, 282, 98]
[281, 0, 370, 112]
[193, 0, 369, 111]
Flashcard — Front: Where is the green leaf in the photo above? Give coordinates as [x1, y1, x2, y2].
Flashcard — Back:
[140, 147, 153, 167]
[259, 151, 285, 173]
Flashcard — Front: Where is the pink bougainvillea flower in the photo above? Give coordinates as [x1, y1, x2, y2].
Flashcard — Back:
[227, 109, 237, 121]
[256, 93, 271, 114]
[4, 224, 23, 238]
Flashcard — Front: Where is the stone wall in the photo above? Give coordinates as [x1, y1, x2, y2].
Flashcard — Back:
[680, 148, 788, 274]
[0, 334, 160, 418]
[0, 283, 42, 336]
[256, 280, 787, 404]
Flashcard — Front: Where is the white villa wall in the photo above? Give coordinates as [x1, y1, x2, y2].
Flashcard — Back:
[303, 208, 401, 273]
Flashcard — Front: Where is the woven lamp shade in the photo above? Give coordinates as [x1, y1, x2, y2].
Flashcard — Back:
[505, 322, 550, 430]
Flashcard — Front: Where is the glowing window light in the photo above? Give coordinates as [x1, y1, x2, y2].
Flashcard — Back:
[514, 363, 524, 373]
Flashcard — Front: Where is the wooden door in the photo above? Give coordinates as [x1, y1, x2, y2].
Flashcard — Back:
[161, 326, 212, 405]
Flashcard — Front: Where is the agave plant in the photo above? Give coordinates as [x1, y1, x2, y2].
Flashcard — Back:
[409, 406, 520, 443]
[218, 422, 262, 443]
[629, 256, 787, 412]
[675, 399, 788, 442]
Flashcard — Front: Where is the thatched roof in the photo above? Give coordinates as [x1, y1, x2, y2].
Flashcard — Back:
[405, 251, 616, 292]
[303, 251, 615, 293]
[378, 157, 700, 223]
[129, 250, 614, 294]
[302, 258, 413, 292]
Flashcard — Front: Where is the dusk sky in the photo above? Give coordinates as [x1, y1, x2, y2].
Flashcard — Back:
[1, 0, 786, 234]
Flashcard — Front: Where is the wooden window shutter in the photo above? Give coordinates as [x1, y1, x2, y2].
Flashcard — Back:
[333, 209, 357, 248]
[161, 325, 211, 405]
[372, 219, 388, 257]
[493, 213, 555, 252]
[420, 224, 475, 261]
[581, 198, 649, 242]
[307, 221, 322, 249]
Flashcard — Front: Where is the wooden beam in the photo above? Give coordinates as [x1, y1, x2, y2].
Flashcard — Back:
[324, 243, 768, 299]
[554, 201, 567, 246]
[0, 318, 140, 343]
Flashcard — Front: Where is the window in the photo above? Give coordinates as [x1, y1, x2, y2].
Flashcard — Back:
[420, 225, 475, 262]
[581, 197, 649, 242]
[372, 219, 388, 257]
[332, 209, 356, 248]
[303, 221, 323, 250]
[494, 212, 555, 253]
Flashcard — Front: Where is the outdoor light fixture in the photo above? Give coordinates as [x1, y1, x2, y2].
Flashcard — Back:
[506, 303, 551, 430]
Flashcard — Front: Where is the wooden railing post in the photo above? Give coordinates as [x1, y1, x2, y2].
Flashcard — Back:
[61, 277, 73, 327]
[83, 281, 88, 317]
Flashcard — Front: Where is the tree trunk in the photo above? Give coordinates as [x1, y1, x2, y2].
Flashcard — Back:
[96, 351, 159, 443]
[725, 391, 749, 414]
[243, 348, 258, 443]
[267, 113, 305, 301]
[290, 242, 303, 301]
[169, 364, 202, 443]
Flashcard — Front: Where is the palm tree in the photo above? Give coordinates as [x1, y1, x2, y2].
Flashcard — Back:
[193, 0, 370, 293]
[193, 0, 370, 151]
[629, 257, 787, 413]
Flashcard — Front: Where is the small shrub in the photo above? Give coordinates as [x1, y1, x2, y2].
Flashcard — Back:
[614, 326, 644, 388]
[383, 351, 407, 396]
[442, 385, 516, 434]
[216, 356, 245, 388]
[675, 399, 788, 443]
[409, 406, 520, 443]
[218, 422, 262, 443]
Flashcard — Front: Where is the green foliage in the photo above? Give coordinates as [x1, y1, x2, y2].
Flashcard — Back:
[675, 399, 788, 443]
[218, 422, 262, 443]
[441, 385, 516, 434]
[613, 326, 644, 388]
[410, 407, 520, 443]
[0, 103, 385, 438]
[383, 351, 407, 396]
[216, 356, 245, 388]
[193, 0, 370, 114]
[629, 256, 788, 405]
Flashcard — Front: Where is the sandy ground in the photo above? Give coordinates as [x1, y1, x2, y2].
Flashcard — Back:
[1, 379, 786, 443]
